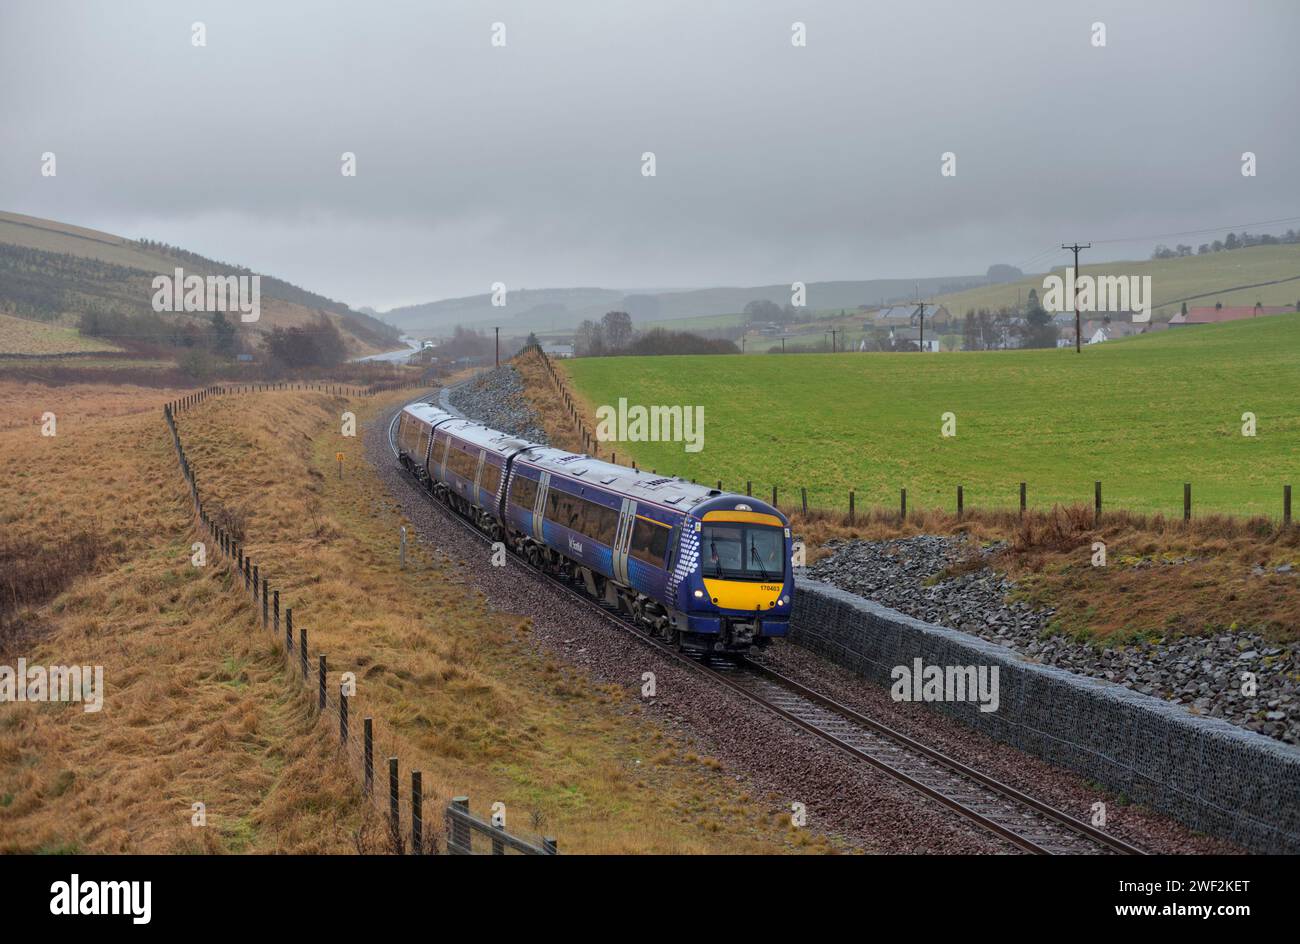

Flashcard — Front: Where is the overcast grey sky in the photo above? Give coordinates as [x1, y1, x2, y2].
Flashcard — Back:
[2, 0, 1297, 310]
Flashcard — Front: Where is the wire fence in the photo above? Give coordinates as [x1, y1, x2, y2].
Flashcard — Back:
[162, 382, 558, 855]
[523, 345, 1296, 529]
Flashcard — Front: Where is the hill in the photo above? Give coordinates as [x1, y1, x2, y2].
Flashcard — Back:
[561, 313, 1300, 519]
[0, 211, 402, 356]
[0, 311, 121, 356]
[933, 244, 1300, 319]
[384, 275, 988, 335]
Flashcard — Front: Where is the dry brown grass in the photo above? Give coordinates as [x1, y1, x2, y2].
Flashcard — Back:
[160, 387, 824, 853]
[0, 381, 373, 852]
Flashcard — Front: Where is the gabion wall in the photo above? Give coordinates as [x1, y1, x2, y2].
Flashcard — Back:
[790, 578, 1300, 853]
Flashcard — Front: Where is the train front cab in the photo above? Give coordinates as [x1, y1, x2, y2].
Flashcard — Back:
[675, 499, 793, 652]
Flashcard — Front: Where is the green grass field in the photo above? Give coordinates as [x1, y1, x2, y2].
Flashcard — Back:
[562, 314, 1300, 519]
[934, 244, 1300, 318]
[0, 311, 121, 355]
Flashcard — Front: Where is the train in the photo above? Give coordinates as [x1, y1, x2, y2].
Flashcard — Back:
[395, 402, 793, 652]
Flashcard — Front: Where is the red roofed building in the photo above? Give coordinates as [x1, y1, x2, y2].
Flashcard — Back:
[1170, 305, 1293, 325]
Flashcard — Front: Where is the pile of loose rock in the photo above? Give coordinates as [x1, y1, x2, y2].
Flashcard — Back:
[807, 536, 1299, 745]
[447, 366, 550, 442]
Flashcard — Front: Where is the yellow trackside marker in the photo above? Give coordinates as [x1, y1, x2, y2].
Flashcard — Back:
[336, 451, 344, 478]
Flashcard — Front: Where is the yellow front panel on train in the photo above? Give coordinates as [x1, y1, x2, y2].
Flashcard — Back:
[702, 578, 783, 611]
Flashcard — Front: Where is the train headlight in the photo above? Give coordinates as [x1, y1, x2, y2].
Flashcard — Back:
[693, 589, 704, 598]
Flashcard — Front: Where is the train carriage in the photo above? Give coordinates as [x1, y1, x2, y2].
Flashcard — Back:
[396, 402, 792, 653]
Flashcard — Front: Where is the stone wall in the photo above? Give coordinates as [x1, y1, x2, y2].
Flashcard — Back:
[790, 578, 1300, 853]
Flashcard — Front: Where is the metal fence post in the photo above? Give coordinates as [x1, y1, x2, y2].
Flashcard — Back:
[411, 771, 423, 854]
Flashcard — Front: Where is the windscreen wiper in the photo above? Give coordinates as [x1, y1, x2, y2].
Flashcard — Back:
[750, 538, 771, 581]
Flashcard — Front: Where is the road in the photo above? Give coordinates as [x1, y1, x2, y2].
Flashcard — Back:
[353, 337, 422, 363]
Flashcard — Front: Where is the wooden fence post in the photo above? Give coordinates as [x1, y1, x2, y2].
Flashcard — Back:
[1184, 483, 1192, 522]
[848, 490, 855, 525]
[411, 771, 423, 854]
[389, 758, 400, 847]
[1095, 481, 1102, 525]
[900, 487, 907, 522]
[318, 655, 327, 712]
[273, 591, 280, 635]
[746, 480, 752, 497]
[957, 485, 964, 519]
[285, 608, 294, 655]
[339, 683, 348, 745]
[261, 578, 269, 627]
[801, 487, 808, 516]
[1285, 485, 1292, 526]
[450, 797, 471, 854]
[363, 718, 373, 795]
[771, 485, 777, 508]
[299, 626, 308, 678]
[1019, 482, 1026, 517]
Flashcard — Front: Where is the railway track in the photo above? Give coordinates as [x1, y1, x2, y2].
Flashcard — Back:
[385, 401, 1143, 856]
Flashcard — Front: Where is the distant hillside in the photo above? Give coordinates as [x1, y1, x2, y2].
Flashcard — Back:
[384, 275, 988, 334]
[0, 211, 402, 355]
[934, 244, 1300, 319]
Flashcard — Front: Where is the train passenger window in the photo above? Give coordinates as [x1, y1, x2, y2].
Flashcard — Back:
[481, 462, 501, 496]
[629, 517, 671, 566]
[585, 500, 618, 545]
[511, 474, 538, 510]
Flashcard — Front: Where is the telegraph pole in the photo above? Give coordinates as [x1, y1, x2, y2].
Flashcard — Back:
[912, 284, 929, 352]
[1061, 243, 1091, 353]
[829, 328, 840, 353]
[493, 326, 500, 366]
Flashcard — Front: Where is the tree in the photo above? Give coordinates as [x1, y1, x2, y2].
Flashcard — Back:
[1224, 231, 1239, 250]
[1022, 289, 1056, 348]
[742, 299, 783, 324]
[575, 319, 605, 356]
[601, 310, 634, 351]
[209, 311, 237, 359]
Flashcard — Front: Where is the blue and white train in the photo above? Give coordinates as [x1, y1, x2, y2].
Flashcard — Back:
[395, 402, 792, 652]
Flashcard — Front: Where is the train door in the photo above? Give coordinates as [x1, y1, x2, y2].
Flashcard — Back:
[532, 472, 549, 542]
[437, 432, 451, 480]
[473, 450, 486, 504]
[612, 499, 636, 584]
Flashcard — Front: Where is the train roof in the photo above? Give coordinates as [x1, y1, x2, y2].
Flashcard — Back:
[438, 417, 542, 456]
[518, 448, 733, 513]
[402, 402, 456, 426]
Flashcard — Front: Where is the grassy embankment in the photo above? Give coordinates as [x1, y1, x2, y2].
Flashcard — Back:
[0, 381, 819, 853]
